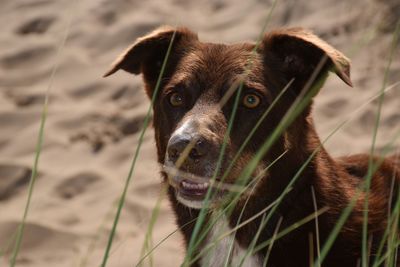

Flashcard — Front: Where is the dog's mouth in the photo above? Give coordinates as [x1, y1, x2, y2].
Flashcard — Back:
[179, 179, 210, 198]
[162, 164, 234, 209]
[174, 176, 220, 209]
[169, 171, 216, 205]
[163, 162, 264, 209]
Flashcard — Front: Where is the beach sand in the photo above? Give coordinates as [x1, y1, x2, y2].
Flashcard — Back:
[0, 0, 399, 266]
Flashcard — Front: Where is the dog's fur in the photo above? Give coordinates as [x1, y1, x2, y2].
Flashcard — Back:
[105, 26, 400, 266]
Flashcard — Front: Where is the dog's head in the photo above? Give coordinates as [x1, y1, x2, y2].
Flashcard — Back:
[105, 26, 352, 209]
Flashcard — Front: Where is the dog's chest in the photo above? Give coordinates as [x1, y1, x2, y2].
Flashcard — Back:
[200, 216, 262, 267]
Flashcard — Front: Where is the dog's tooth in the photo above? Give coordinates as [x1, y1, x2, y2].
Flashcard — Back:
[183, 181, 195, 189]
[181, 181, 209, 190]
[197, 183, 208, 190]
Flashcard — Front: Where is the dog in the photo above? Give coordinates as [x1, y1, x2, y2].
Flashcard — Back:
[105, 26, 400, 267]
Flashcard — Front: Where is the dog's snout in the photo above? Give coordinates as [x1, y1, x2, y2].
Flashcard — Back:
[167, 134, 208, 164]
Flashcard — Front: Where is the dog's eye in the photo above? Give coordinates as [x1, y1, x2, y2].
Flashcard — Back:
[169, 92, 184, 107]
[242, 94, 261, 108]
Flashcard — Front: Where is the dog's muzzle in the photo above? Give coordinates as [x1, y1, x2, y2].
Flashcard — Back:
[164, 118, 222, 206]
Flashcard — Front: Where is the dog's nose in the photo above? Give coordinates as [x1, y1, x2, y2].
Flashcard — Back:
[167, 134, 208, 164]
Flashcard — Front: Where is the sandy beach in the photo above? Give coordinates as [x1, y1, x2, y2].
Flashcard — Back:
[0, 0, 399, 266]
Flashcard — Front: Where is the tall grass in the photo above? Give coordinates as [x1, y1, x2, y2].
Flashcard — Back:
[362, 19, 400, 267]
[183, 2, 280, 264]
[78, 200, 118, 267]
[138, 183, 168, 267]
[99, 29, 179, 267]
[7, 7, 74, 266]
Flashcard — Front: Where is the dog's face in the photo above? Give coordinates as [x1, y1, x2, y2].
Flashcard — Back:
[105, 26, 352, 209]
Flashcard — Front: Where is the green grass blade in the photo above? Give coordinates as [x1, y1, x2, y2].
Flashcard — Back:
[100, 29, 178, 267]
[191, 207, 328, 263]
[311, 186, 321, 267]
[135, 216, 201, 267]
[220, 78, 293, 183]
[189, 199, 282, 265]
[183, 74, 244, 266]
[78, 200, 118, 267]
[262, 216, 283, 267]
[362, 19, 400, 267]
[8, 9, 74, 266]
[183, 2, 279, 263]
[138, 184, 168, 267]
[253, 207, 330, 254]
[316, 129, 400, 267]
[237, 213, 267, 266]
[372, 157, 400, 266]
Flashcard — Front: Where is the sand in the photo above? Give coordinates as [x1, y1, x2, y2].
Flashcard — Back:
[0, 0, 399, 266]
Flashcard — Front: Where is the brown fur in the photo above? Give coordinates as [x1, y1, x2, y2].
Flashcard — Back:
[105, 26, 400, 266]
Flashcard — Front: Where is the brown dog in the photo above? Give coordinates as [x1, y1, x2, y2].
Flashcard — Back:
[105, 26, 399, 267]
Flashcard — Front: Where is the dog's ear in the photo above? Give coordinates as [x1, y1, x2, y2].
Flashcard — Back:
[261, 28, 352, 95]
[103, 26, 197, 95]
